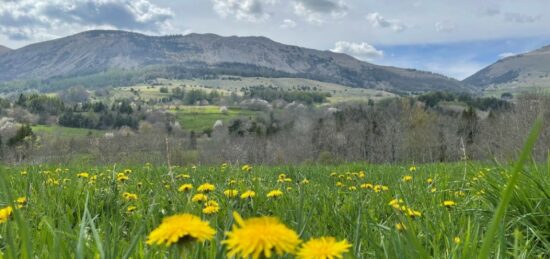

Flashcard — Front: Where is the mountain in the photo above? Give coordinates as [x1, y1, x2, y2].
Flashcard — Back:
[464, 45, 550, 88]
[0, 30, 470, 92]
[0, 45, 10, 54]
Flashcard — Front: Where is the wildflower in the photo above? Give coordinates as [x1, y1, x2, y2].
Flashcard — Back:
[388, 199, 404, 209]
[443, 200, 456, 208]
[360, 183, 373, 189]
[395, 223, 406, 231]
[192, 194, 208, 203]
[0, 206, 13, 224]
[301, 179, 310, 185]
[430, 188, 437, 193]
[77, 172, 89, 178]
[348, 186, 357, 191]
[147, 213, 215, 246]
[124, 169, 132, 174]
[46, 178, 60, 185]
[241, 164, 252, 172]
[358, 171, 365, 178]
[16, 197, 27, 208]
[198, 183, 215, 193]
[240, 190, 256, 199]
[223, 212, 301, 259]
[336, 182, 345, 187]
[203, 201, 220, 215]
[20, 171, 28, 176]
[127, 206, 137, 213]
[427, 178, 433, 184]
[176, 174, 191, 179]
[297, 237, 351, 259]
[406, 208, 422, 218]
[455, 191, 465, 197]
[453, 237, 461, 244]
[122, 192, 138, 201]
[224, 189, 239, 198]
[178, 184, 193, 192]
[117, 173, 129, 182]
[403, 175, 413, 182]
[330, 172, 337, 177]
[267, 189, 283, 198]
[409, 166, 417, 172]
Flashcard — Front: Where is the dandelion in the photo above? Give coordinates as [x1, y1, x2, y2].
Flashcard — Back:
[301, 179, 310, 185]
[409, 166, 417, 172]
[77, 172, 89, 178]
[241, 164, 252, 172]
[336, 182, 345, 187]
[117, 173, 129, 182]
[178, 184, 193, 192]
[453, 237, 461, 244]
[267, 189, 283, 198]
[0, 206, 13, 224]
[147, 213, 215, 246]
[223, 212, 301, 259]
[348, 186, 357, 191]
[197, 183, 215, 193]
[20, 171, 28, 176]
[224, 189, 239, 198]
[395, 223, 406, 231]
[176, 174, 191, 179]
[358, 171, 365, 178]
[122, 192, 138, 201]
[203, 201, 220, 215]
[388, 199, 404, 209]
[240, 190, 256, 199]
[16, 197, 27, 208]
[427, 178, 433, 184]
[430, 188, 437, 193]
[443, 200, 456, 208]
[360, 183, 373, 189]
[192, 194, 208, 203]
[406, 208, 422, 218]
[403, 175, 413, 182]
[297, 237, 351, 259]
[127, 205, 137, 213]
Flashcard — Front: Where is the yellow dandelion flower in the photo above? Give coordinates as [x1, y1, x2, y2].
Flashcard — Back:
[197, 183, 215, 193]
[403, 175, 413, 182]
[297, 237, 351, 259]
[240, 190, 256, 199]
[348, 186, 357, 191]
[203, 205, 220, 215]
[176, 174, 191, 179]
[409, 166, 417, 172]
[267, 189, 283, 198]
[406, 208, 422, 218]
[395, 223, 406, 231]
[192, 193, 208, 203]
[122, 192, 138, 201]
[358, 171, 365, 178]
[16, 197, 27, 206]
[241, 164, 252, 172]
[453, 236, 461, 244]
[223, 212, 301, 259]
[0, 206, 13, 224]
[336, 182, 345, 187]
[224, 189, 239, 198]
[178, 184, 193, 192]
[427, 178, 433, 184]
[388, 199, 404, 209]
[329, 172, 337, 177]
[77, 172, 89, 178]
[360, 183, 373, 189]
[127, 205, 137, 213]
[301, 179, 310, 185]
[20, 171, 28, 176]
[147, 213, 215, 246]
[430, 188, 437, 193]
[443, 200, 456, 208]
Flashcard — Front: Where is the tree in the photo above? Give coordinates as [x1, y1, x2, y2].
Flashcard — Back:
[8, 125, 35, 147]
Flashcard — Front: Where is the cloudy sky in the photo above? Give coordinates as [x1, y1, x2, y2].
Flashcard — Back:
[1, 0, 550, 79]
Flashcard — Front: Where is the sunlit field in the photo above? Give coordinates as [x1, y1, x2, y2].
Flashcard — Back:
[1, 159, 550, 258]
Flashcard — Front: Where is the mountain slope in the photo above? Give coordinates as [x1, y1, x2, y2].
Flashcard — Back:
[464, 45, 550, 88]
[0, 30, 470, 92]
[0, 45, 10, 54]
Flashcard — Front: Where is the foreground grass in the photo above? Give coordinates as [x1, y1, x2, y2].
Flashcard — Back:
[0, 160, 549, 258]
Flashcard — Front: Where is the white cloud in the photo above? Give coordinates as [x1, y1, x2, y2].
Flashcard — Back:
[212, 0, 276, 22]
[280, 19, 297, 29]
[293, 0, 347, 25]
[498, 52, 516, 59]
[331, 41, 383, 60]
[366, 12, 406, 32]
[0, 0, 173, 40]
[434, 21, 455, 33]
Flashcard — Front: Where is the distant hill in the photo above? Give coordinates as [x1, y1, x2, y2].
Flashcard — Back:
[464, 45, 550, 88]
[0, 44, 10, 54]
[0, 30, 471, 93]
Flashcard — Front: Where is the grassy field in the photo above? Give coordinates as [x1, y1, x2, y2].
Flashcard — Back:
[32, 125, 105, 138]
[170, 106, 258, 132]
[1, 158, 549, 258]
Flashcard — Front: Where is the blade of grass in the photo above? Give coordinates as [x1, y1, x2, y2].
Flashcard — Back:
[477, 115, 543, 259]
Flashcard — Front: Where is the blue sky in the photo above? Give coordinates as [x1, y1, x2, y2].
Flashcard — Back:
[1, 0, 549, 80]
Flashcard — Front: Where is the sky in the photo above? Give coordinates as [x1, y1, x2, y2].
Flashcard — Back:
[1, 0, 550, 80]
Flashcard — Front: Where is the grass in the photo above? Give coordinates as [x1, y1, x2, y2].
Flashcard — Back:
[170, 106, 257, 132]
[32, 125, 105, 137]
[1, 159, 550, 258]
